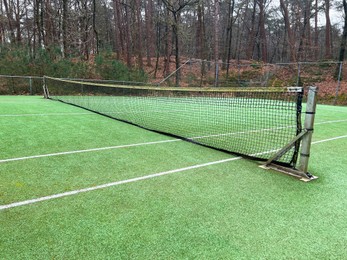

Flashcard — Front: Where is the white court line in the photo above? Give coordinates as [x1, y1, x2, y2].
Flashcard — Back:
[0, 139, 180, 163]
[0, 134, 346, 211]
[315, 119, 347, 125]
[0, 157, 242, 211]
[0, 112, 92, 117]
[318, 108, 347, 114]
[311, 135, 347, 144]
[1, 118, 346, 164]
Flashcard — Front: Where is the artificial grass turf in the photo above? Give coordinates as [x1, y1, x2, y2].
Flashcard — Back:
[1, 96, 347, 259]
[1, 154, 347, 259]
[0, 97, 178, 159]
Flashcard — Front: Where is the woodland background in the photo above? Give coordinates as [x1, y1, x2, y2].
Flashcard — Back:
[0, 0, 346, 93]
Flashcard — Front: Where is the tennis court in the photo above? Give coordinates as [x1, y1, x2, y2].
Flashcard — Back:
[1, 95, 347, 258]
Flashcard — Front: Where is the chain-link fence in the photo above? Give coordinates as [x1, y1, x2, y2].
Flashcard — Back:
[157, 59, 346, 105]
[0, 75, 44, 95]
[1, 60, 346, 105]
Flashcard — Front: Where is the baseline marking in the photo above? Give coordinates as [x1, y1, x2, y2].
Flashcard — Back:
[1, 134, 346, 211]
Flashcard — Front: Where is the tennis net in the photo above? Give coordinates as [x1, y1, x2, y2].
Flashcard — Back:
[44, 76, 304, 167]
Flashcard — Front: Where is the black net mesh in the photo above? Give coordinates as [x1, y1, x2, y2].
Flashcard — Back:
[45, 76, 303, 167]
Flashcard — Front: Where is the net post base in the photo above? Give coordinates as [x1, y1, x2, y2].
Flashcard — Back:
[259, 164, 318, 182]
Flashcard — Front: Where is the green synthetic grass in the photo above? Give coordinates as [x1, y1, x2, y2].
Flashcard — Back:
[1, 96, 347, 259]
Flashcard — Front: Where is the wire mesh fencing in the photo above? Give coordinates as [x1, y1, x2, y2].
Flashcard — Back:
[157, 59, 346, 105]
[0, 75, 44, 95]
[0, 60, 346, 105]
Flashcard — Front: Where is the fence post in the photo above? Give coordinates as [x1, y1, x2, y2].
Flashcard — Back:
[296, 62, 301, 86]
[29, 77, 33, 95]
[333, 62, 343, 105]
[42, 77, 49, 98]
[214, 62, 219, 87]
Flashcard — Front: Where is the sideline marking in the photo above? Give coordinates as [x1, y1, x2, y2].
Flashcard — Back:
[0, 139, 180, 163]
[312, 135, 347, 144]
[0, 112, 91, 117]
[0, 134, 346, 211]
[315, 119, 347, 124]
[1, 119, 346, 164]
[0, 157, 241, 211]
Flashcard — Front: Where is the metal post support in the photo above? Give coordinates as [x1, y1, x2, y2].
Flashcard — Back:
[157, 59, 191, 86]
[298, 86, 318, 173]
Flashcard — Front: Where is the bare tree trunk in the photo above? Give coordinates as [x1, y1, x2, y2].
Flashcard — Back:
[280, 0, 296, 62]
[314, 0, 319, 57]
[162, 0, 197, 85]
[173, 12, 180, 86]
[92, 0, 99, 55]
[225, 0, 235, 76]
[213, 0, 220, 86]
[135, 0, 143, 69]
[0, 1, 4, 45]
[14, 0, 22, 43]
[62, 0, 68, 57]
[246, 0, 257, 59]
[257, 0, 267, 62]
[163, 8, 172, 79]
[145, 0, 155, 66]
[337, 0, 347, 64]
[124, 3, 132, 67]
[3, 0, 16, 43]
[297, 0, 311, 60]
[196, 2, 205, 59]
[325, 0, 332, 59]
[113, 0, 124, 59]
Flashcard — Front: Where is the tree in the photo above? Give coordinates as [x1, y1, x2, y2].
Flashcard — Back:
[62, 0, 68, 57]
[246, 0, 257, 60]
[145, 0, 155, 66]
[214, 0, 220, 86]
[257, 0, 268, 62]
[223, 0, 235, 76]
[337, 0, 347, 64]
[135, 0, 143, 69]
[3, 0, 16, 43]
[162, 0, 198, 86]
[324, 0, 332, 58]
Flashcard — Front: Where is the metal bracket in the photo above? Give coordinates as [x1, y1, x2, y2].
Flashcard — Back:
[260, 129, 318, 182]
[259, 164, 318, 182]
[263, 129, 307, 167]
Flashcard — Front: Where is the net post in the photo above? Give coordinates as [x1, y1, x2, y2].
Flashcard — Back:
[260, 86, 318, 182]
[298, 86, 318, 174]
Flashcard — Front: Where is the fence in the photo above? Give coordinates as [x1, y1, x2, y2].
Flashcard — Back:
[0, 60, 346, 105]
[157, 59, 346, 105]
[0, 75, 44, 95]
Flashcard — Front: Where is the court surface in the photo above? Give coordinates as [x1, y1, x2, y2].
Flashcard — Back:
[1, 95, 347, 259]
